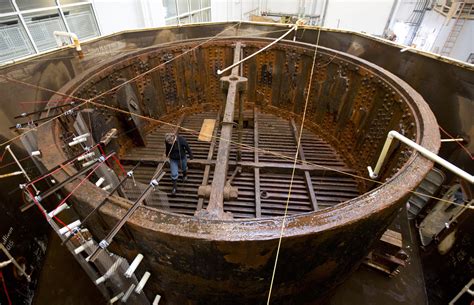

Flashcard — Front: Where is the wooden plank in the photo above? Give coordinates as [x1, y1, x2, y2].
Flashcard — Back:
[198, 119, 216, 142]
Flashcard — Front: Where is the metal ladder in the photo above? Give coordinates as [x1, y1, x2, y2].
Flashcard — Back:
[440, 2, 473, 57]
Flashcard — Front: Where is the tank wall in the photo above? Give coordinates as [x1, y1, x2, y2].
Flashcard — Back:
[77, 191, 405, 305]
[62, 39, 418, 186]
[1, 22, 470, 168]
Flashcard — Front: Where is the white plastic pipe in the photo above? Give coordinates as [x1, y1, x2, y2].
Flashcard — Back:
[134, 271, 151, 294]
[58, 220, 81, 235]
[108, 292, 124, 304]
[82, 160, 96, 167]
[124, 253, 144, 278]
[0, 171, 23, 179]
[95, 177, 105, 187]
[48, 203, 69, 218]
[0, 259, 12, 268]
[217, 24, 296, 75]
[53, 31, 82, 52]
[153, 295, 162, 305]
[5, 145, 39, 194]
[73, 133, 90, 141]
[69, 137, 87, 146]
[74, 240, 94, 254]
[121, 284, 136, 302]
[440, 138, 465, 142]
[368, 130, 474, 184]
[78, 152, 95, 161]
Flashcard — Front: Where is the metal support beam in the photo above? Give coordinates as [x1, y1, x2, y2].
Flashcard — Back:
[88, 163, 166, 262]
[62, 161, 141, 245]
[196, 111, 221, 212]
[290, 119, 318, 211]
[254, 108, 262, 218]
[200, 42, 247, 219]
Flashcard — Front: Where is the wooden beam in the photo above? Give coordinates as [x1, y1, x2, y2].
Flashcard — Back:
[290, 119, 319, 211]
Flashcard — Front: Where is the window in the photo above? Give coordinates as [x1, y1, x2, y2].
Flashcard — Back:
[0, 0, 14, 14]
[0, 16, 35, 62]
[63, 4, 99, 40]
[23, 9, 67, 52]
[0, 1, 100, 64]
[15, 0, 56, 11]
[162, 0, 211, 24]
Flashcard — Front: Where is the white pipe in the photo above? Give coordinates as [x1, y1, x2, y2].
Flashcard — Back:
[108, 292, 124, 304]
[82, 160, 96, 167]
[78, 152, 95, 161]
[48, 203, 69, 218]
[121, 284, 136, 302]
[0, 259, 12, 268]
[53, 31, 82, 52]
[74, 240, 94, 255]
[73, 133, 90, 141]
[5, 145, 39, 194]
[217, 24, 297, 75]
[0, 171, 23, 179]
[440, 138, 465, 142]
[124, 253, 144, 278]
[95, 258, 123, 285]
[134, 271, 151, 294]
[95, 177, 105, 187]
[69, 137, 87, 146]
[153, 295, 162, 305]
[58, 220, 81, 235]
[31, 150, 41, 157]
[368, 130, 474, 184]
[449, 279, 474, 305]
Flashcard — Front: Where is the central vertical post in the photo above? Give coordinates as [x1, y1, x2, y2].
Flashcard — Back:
[202, 42, 247, 219]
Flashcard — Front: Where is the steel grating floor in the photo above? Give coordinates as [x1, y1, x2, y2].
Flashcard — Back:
[120, 110, 360, 218]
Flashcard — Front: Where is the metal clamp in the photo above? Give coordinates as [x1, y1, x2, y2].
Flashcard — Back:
[99, 240, 109, 249]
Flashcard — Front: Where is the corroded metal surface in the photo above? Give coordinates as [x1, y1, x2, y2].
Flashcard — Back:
[121, 110, 360, 218]
[0, 25, 446, 305]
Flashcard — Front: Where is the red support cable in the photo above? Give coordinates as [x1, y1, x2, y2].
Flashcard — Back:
[53, 153, 115, 210]
[0, 271, 12, 305]
[112, 155, 127, 176]
[25, 186, 71, 233]
[27, 143, 100, 186]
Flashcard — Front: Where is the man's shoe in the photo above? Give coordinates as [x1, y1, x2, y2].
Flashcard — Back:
[182, 172, 188, 182]
[171, 179, 177, 196]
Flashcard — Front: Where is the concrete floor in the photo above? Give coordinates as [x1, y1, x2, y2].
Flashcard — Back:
[332, 206, 428, 305]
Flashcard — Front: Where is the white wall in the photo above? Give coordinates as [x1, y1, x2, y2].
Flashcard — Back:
[211, 0, 396, 36]
[449, 20, 474, 62]
[407, 9, 473, 62]
[324, 0, 395, 35]
[92, 0, 166, 35]
[211, 0, 259, 22]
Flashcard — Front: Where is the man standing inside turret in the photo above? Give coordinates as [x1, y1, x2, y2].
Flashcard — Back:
[165, 133, 193, 195]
